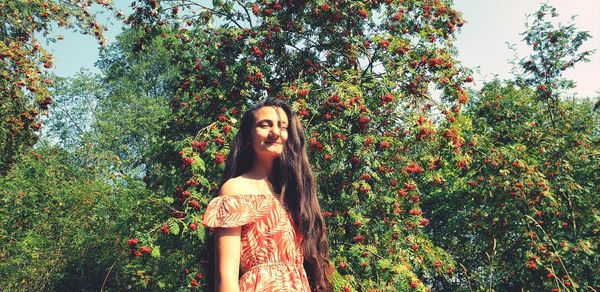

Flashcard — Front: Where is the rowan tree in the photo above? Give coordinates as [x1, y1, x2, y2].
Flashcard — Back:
[124, 0, 472, 290]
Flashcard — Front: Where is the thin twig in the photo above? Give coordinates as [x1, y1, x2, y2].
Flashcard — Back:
[100, 250, 125, 292]
[235, 0, 253, 27]
[459, 263, 474, 292]
[525, 215, 575, 288]
[487, 238, 496, 292]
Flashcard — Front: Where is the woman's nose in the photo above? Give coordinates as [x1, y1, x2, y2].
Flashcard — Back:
[269, 127, 280, 138]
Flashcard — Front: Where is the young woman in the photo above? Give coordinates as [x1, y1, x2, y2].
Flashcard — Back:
[202, 98, 333, 291]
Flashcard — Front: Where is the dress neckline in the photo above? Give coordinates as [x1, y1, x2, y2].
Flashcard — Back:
[218, 193, 279, 198]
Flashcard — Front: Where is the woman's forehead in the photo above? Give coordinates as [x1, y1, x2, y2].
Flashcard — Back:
[254, 106, 288, 122]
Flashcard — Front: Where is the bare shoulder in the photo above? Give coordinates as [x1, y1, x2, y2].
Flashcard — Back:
[218, 176, 253, 196]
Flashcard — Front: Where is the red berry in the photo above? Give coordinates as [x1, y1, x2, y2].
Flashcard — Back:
[215, 152, 226, 164]
[298, 89, 309, 97]
[378, 40, 390, 48]
[189, 222, 198, 231]
[379, 141, 391, 149]
[322, 211, 334, 217]
[190, 279, 199, 287]
[160, 223, 170, 234]
[353, 235, 365, 243]
[381, 93, 394, 103]
[186, 179, 200, 186]
[404, 162, 424, 174]
[298, 108, 309, 117]
[188, 199, 201, 209]
[409, 209, 422, 216]
[358, 8, 368, 18]
[182, 156, 194, 167]
[358, 115, 370, 124]
[222, 124, 232, 134]
[127, 238, 139, 247]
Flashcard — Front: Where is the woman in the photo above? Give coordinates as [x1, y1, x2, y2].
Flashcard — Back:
[201, 98, 333, 291]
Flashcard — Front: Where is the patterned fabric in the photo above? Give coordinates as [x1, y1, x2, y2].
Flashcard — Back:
[202, 193, 311, 291]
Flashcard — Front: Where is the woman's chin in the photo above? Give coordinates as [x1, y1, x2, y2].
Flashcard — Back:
[258, 147, 282, 157]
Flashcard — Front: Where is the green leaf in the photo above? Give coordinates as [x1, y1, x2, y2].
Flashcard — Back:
[377, 258, 392, 270]
[151, 246, 160, 258]
[191, 156, 206, 174]
[196, 224, 206, 242]
[168, 220, 180, 235]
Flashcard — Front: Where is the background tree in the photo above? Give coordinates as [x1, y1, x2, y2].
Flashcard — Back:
[0, 142, 153, 291]
[515, 3, 595, 126]
[2, 1, 597, 291]
[0, 0, 120, 175]
[42, 26, 176, 179]
[124, 0, 473, 290]
[41, 70, 105, 151]
[0, 20, 177, 292]
[423, 4, 599, 291]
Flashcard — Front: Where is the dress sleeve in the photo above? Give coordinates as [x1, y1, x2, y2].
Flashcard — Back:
[202, 196, 256, 228]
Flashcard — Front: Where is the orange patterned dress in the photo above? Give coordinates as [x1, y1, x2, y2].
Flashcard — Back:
[202, 193, 311, 291]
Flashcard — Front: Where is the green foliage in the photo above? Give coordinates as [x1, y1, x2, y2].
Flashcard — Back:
[0, 143, 151, 290]
[0, 0, 118, 175]
[424, 80, 599, 290]
[1, 1, 598, 291]
[425, 3, 599, 291]
[41, 27, 174, 180]
[124, 0, 472, 290]
[515, 3, 595, 125]
[42, 70, 105, 150]
[0, 20, 176, 292]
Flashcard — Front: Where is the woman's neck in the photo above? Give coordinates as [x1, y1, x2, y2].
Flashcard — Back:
[249, 157, 274, 178]
[244, 157, 280, 195]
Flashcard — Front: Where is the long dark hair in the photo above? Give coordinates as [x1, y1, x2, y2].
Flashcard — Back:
[203, 97, 333, 291]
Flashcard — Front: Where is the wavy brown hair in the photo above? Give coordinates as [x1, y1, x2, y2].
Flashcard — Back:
[203, 97, 333, 291]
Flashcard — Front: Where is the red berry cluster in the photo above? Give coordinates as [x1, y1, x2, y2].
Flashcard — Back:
[127, 238, 152, 257]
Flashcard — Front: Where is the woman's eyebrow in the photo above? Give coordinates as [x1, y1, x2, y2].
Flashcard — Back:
[257, 119, 288, 125]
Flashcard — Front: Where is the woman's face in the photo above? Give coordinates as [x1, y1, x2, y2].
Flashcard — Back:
[251, 106, 289, 159]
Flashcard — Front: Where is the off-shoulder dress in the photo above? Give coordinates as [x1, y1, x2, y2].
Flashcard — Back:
[202, 193, 311, 291]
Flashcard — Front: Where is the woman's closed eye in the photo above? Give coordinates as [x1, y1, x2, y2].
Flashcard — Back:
[259, 123, 287, 130]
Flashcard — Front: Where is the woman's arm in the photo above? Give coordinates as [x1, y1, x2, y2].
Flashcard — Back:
[214, 226, 242, 292]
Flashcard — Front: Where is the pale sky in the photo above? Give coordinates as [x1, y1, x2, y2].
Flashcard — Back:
[48, 0, 600, 98]
[454, 0, 600, 98]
